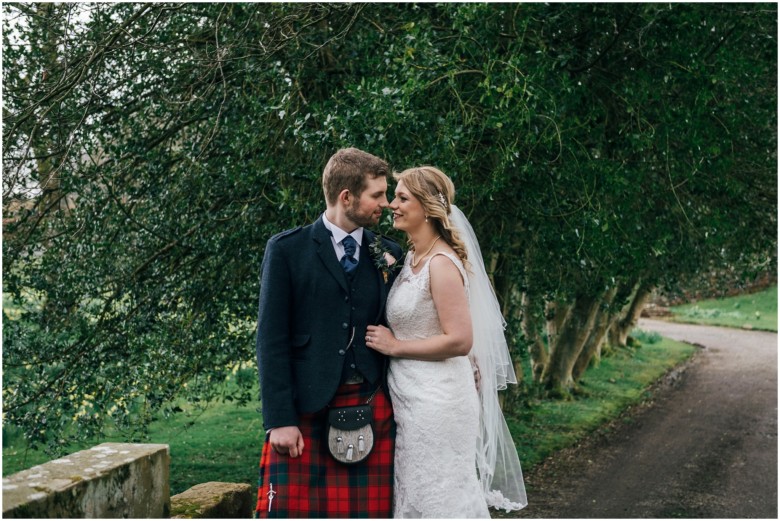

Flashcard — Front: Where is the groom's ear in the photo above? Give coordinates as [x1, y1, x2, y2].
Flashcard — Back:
[337, 188, 352, 206]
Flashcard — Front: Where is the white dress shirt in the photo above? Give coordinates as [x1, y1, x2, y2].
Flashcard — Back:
[322, 212, 363, 262]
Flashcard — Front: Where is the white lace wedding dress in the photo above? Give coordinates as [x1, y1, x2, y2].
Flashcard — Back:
[386, 252, 490, 518]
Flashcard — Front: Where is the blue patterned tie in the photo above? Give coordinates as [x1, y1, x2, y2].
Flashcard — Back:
[340, 235, 358, 274]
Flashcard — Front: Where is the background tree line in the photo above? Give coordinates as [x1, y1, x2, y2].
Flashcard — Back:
[3, 3, 776, 451]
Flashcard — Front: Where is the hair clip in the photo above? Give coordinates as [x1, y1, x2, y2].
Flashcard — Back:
[436, 192, 447, 207]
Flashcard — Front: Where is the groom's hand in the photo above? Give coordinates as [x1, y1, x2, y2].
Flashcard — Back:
[270, 426, 305, 458]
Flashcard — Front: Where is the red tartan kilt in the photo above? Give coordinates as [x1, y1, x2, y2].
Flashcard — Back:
[255, 383, 395, 518]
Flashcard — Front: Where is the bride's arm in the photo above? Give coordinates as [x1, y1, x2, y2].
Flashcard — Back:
[366, 255, 472, 360]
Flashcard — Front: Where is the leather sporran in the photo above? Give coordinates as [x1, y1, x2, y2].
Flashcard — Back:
[327, 404, 374, 464]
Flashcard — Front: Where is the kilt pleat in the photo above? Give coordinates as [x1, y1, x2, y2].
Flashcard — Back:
[255, 382, 394, 518]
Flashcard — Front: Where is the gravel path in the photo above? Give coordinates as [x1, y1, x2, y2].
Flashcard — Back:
[502, 319, 777, 518]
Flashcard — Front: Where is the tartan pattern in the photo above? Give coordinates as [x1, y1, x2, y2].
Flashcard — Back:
[256, 383, 394, 518]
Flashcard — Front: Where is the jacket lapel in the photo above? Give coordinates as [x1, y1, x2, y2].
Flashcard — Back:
[313, 217, 349, 294]
[364, 230, 389, 323]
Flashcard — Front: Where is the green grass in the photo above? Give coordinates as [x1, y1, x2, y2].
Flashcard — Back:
[506, 335, 696, 472]
[154, 400, 264, 493]
[3, 398, 264, 496]
[669, 285, 777, 331]
[3, 331, 696, 504]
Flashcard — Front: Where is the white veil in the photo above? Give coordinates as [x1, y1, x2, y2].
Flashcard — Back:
[450, 204, 528, 512]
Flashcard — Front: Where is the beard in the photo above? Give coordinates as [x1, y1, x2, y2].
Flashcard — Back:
[346, 200, 380, 228]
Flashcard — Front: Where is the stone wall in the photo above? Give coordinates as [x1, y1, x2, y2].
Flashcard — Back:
[171, 482, 253, 518]
[2, 443, 170, 518]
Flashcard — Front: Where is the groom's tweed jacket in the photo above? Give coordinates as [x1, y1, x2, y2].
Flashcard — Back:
[255, 215, 403, 430]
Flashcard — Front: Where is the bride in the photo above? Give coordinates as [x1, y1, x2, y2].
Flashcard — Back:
[366, 166, 527, 518]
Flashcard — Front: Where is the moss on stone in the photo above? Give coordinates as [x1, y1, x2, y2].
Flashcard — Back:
[170, 499, 204, 518]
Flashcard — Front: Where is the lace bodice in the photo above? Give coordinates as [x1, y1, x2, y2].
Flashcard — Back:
[386, 252, 468, 340]
[385, 252, 489, 518]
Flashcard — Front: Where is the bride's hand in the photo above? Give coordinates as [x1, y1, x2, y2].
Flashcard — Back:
[365, 325, 398, 356]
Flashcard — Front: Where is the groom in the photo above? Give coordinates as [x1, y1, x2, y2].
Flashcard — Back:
[254, 148, 402, 517]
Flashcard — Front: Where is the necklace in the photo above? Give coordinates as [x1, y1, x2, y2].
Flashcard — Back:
[411, 236, 441, 268]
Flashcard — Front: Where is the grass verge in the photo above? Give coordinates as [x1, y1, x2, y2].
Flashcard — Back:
[668, 285, 777, 331]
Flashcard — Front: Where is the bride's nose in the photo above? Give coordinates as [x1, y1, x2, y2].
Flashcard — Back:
[389, 198, 399, 210]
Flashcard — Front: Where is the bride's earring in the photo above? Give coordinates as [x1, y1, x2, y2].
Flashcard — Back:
[425, 215, 429, 223]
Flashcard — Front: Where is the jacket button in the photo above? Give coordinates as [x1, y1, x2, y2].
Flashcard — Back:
[339, 349, 346, 355]
[345, 296, 350, 302]
[342, 322, 348, 329]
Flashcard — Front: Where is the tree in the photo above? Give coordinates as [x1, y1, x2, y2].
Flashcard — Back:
[3, 2, 367, 449]
[3, 3, 776, 449]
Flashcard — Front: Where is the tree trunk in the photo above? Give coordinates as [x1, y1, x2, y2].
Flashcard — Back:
[29, 3, 74, 325]
[520, 292, 547, 383]
[490, 252, 524, 384]
[545, 299, 570, 352]
[572, 286, 618, 381]
[490, 253, 510, 317]
[609, 282, 654, 348]
[541, 293, 602, 396]
[607, 280, 639, 347]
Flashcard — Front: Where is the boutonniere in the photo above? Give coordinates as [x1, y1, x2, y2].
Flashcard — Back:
[370, 235, 399, 283]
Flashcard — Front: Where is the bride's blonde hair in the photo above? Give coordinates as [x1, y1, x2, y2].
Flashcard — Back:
[393, 166, 470, 269]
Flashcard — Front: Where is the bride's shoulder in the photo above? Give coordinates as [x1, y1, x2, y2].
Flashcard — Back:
[429, 250, 467, 283]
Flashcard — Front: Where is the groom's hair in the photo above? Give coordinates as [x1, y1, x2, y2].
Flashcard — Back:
[322, 148, 389, 206]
